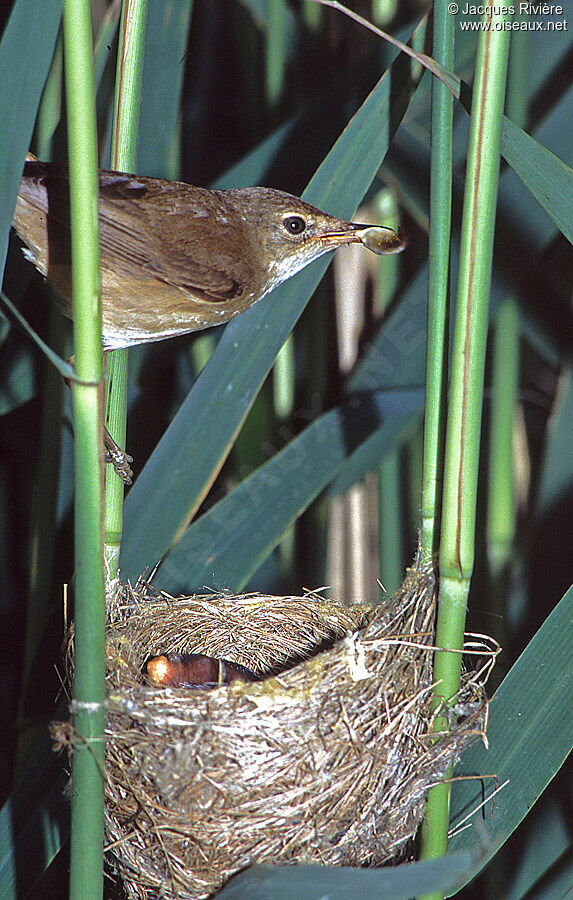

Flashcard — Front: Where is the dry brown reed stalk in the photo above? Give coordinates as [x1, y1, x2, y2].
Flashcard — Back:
[58, 560, 493, 899]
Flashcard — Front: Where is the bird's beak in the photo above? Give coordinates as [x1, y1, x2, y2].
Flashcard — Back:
[317, 223, 408, 255]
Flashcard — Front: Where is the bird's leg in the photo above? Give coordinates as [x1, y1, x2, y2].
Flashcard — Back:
[66, 352, 133, 484]
[102, 350, 133, 485]
[103, 429, 133, 485]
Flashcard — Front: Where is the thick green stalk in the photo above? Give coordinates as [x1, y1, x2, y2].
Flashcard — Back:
[302, 0, 322, 31]
[105, 0, 149, 584]
[103, 347, 129, 583]
[266, 0, 295, 458]
[63, 0, 106, 896]
[378, 453, 402, 594]
[266, 0, 287, 107]
[273, 335, 295, 421]
[36, 33, 63, 158]
[439, 8, 511, 602]
[487, 296, 519, 580]
[274, 334, 296, 573]
[374, 188, 403, 594]
[269, 0, 295, 571]
[420, 4, 512, 894]
[486, 25, 528, 637]
[112, 0, 148, 167]
[417, 0, 455, 876]
[419, 0, 453, 563]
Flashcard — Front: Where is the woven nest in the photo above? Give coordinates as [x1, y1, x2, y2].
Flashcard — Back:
[62, 560, 492, 899]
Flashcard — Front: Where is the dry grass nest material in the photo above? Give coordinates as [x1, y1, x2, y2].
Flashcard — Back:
[66, 562, 493, 899]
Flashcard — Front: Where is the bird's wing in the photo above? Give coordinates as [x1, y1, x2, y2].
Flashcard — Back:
[17, 163, 250, 303]
[97, 173, 248, 302]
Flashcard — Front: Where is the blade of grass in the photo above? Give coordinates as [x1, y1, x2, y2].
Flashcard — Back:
[0, 289, 75, 379]
[448, 585, 573, 890]
[35, 31, 64, 158]
[93, 0, 121, 91]
[505, 800, 570, 900]
[120, 17, 427, 580]
[0, 342, 36, 414]
[156, 218, 429, 592]
[386, 122, 567, 370]
[0, 0, 62, 277]
[17, 289, 68, 772]
[137, 0, 193, 178]
[241, 0, 297, 47]
[535, 366, 573, 517]
[309, 0, 459, 97]
[311, 2, 573, 244]
[215, 24, 413, 193]
[158, 388, 423, 593]
[0, 727, 69, 899]
[500, 116, 573, 244]
[215, 851, 480, 900]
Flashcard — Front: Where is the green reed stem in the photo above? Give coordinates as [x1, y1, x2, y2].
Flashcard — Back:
[266, 0, 287, 107]
[419, 1, 453, 563]
[63, 0, 106, 895]
[374, 188, 403, 594]
[419, 3, 512, 895]
[417, 0, 455, 877]
[486, 24, 528, 634]
[487, 297, 519, 577]
[105, 0, 149, 584]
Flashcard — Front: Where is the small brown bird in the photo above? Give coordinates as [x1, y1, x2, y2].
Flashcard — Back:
[13, 159, 407, 351]
[13, 159, 407, 482]
[146, 652, 258, 688]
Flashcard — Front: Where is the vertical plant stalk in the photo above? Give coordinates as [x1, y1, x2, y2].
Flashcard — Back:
[419, 4, 512, 894]
[274, 339, 296, 576]
[486, 23, 528, 658]
[273, 336, 295, 421]
[63, 0, 106, 896]
[419, 1, 454, 563]
[378, 452, 402, 594]
[374, 189, 403, 596]
[480, 34, 527, 892]
[104, 0, 149, 585]
[267, 0, 295, 574]
[302, 0, 322, 31]
[265, 0, 287, 108]
[417, 1, 455, 875]
[487, 298, 519, 582]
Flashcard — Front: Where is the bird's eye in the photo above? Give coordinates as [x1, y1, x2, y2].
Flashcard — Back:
[283, 215, 307, 235]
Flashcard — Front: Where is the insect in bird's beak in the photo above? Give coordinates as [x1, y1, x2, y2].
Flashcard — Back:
[317, 223, 408, 254]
